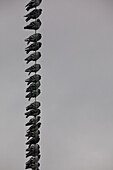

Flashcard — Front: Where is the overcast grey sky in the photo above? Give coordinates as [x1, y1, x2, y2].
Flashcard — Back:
[1, 0, 113, 169]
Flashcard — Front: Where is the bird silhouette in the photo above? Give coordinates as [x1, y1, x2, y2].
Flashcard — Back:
[26, 144, 40, 157]
[25, 64, 41, 75]
[26, 81, 40, 92]
[25, 109, 40, 118]
[26, 130, 40, 140]
[26, 136, 40, 145]
[26, 144, 40, 151]
[25, 33, 42, 45]
[26, 149, 40, 158]
[26, 156, 40, 169]
[25, 51, 41, 64]
[24, 19, 41, 30]
[25, 74, 41, 85]
[26, 101, 41, 111]
[26, 116, 41, 126]
[26, 89, 41, 101]
[27, 122, 41, 132]
[24, 9, 42, 22]
[25, 42, 42, 54]
[26, 130, 39, 140]
[25, 0, 42, 11]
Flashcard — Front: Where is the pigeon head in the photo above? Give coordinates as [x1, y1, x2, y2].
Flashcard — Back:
[37, 19, 41, 25]
[39, 9, 42, 14]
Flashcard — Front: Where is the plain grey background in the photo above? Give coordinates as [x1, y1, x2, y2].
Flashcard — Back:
[0, 0, 113, 169]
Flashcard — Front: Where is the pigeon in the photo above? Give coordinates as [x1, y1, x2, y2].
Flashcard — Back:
[26, 155, 41, 165]
[31, 162, 40, 169]
[26, 145, 40, 157]
[26, 89, 41, 101]
[25, 33, 42, 45]
[26, 81, 41, 92]
[26, 101, 41, 111]
[25, 156, 40, 169]
[25, 52, 41, 64]
[25, 42, 42, 54]
[25, 116, 41, 126]
[25, 108, 40, 118]
[26, 130, 39, 140]
[26, 143, 40, 152]
[25, 0, 42, 11]
[25, 64, 41, 75]
[26, 129, 40, 140]
[26, 136, 40, 145]
[25, 74, 41, 85]
[24, 19, 41, 30]
[27, 122, 41, 132]
[26, 130, 40, 140]
[27, 127, 40, 135]
[26, 149, 40, 157]
[24, 9, 42, 22]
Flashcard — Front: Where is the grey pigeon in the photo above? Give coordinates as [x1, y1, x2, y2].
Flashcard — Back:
[27, 126, 40, 134]
[26, 144, 40, 157]
[26, 130, 40, 139]
[26, 157, 40, 169]
[25, 42, 42, 54]
[25, 74, 41, 85]
[25, 33, 42, 45]
[26, 144, 40, 151]
[26, 101, 41, 111]
[26, 155, 41, 165]
[25, 0, 42, 11]
[24, 9, 42, 22]
[24, 19, 41, 30]
[25, 89, 41, 101]
[26, 136, 40, 145]
[31, 162, 40, 169]
[25, 64, 41, 75]
[25, 116, 41, 126]
[25, 156, 40, 169]
[25, 108, 40, 118]
[26, 129, 40, 140]
[25, 52, 41, 64]
[26, 130, 39, 140]
[26, 81, 40, 92]
[27, 122, 41, 132]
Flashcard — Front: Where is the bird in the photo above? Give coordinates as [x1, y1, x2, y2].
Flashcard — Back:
[25, 109, 40, 118]
[31, 162, 40, 169]
[25, 33, 42, 45]
[25, 42, 42, 54]
[26, 155, 41, 165]
[26, 130, 40, 140]
[25, 156, 40, 169]
[26, 143, 40, 152]
[26, 101, 41, 111]
[26, 130, 39, 140]
[26, 89, 41, 101]
[27, 127, 40, 134]
[26, 143, 40, 157]
[26, 156, 40, 169]
[25, 52, 41, 64]
[25, 74, 41, 85]
[25, 116, 41, 126]
[25, 64, 41, 75]
[26, 81, 41, 92]
[24, 19, 41, 30]
[25, 0, 42, 11]
[27, 122, 41, 132]
[26, 136, 40, 145]
[24, 9, 42, 22]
